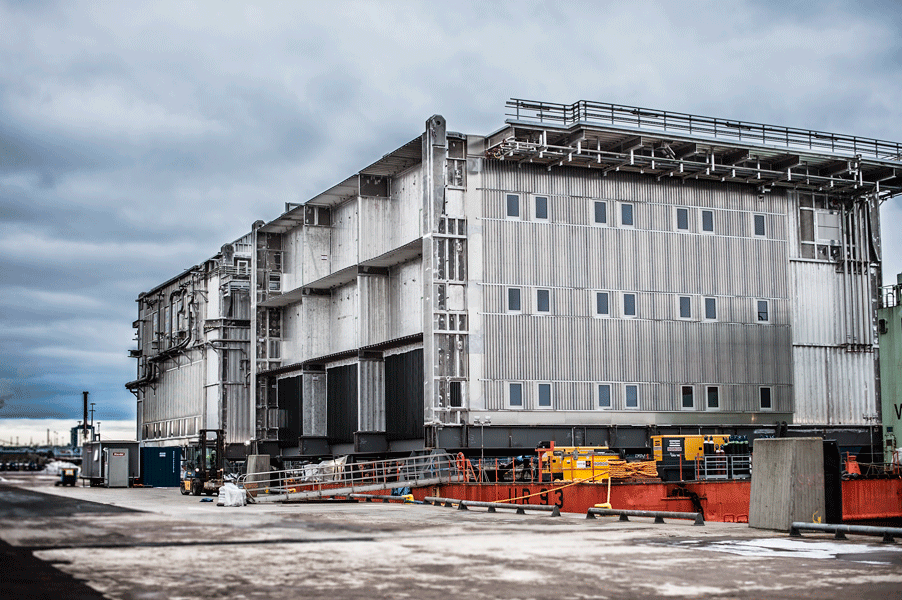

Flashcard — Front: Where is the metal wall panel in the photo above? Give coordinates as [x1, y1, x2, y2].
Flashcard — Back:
[358, 196, 394, 263]
[793, 346, 876, 425]
[330, 281, 358, 356]
[276, 375, 302, 441]
[327, 363, 358, 442]
[358, 359, 385, 432]
[358, 274, 389, 347]
[388, 259, 423, 340]
[330, 200, 359, 273]
[394, 165, 422, 242]
[384, 349, 425, 440]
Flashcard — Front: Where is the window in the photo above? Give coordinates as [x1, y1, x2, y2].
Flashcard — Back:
[536, 289, 550, 313]
[625, 384, 639, 408]
[679, 296, 692, 319]
[704, 297, 717, 320]
[508, 382, 523, 407]
[236, 258, 250, 275]
[268, 274, 281, 292]
[506, 194, 520, 218]
[681, 386, 694, 409]
[535, 196, 548, 220]
[507, 288, 521, 312]
[760, 387, 773, 410]
[621, 203, 634, 226]
[757, 300, 770, 323]
[676, 207, 689, 231]
[595, 291, 610, 316]
[753, 214, 766, 237]
[598, 384, 611, 408]
[623, 293, 637, 317]
[701, 210, 714, 232]
[706, 386, 720, 409]
[593, 201, 607, 224]
[538, 383, 552, 408]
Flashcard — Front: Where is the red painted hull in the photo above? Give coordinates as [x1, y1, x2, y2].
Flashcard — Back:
[411, 478, 902, 523]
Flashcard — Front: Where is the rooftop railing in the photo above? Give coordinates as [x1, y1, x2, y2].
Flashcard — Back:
[506, 99, 902, 162]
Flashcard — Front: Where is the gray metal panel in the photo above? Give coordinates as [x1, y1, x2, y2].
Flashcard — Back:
[793, 346, 876, 425]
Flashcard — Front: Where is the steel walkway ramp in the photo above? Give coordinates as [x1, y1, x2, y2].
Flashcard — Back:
[239, 453, 465, 503]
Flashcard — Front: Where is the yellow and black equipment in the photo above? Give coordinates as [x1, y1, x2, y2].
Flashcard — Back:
[538, 444, 620, 482]
[181, 429, 225, 496]
[651, 435, 729, 481]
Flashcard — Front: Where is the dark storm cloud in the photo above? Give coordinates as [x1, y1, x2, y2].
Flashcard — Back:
[0, 0, 900, 429]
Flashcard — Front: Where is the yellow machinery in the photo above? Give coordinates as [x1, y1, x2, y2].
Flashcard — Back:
[651, 434, 729, 462]
[539, 445, 620, 482]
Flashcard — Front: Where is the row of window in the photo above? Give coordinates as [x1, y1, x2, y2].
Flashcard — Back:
[505, 288, 772, 323]
[506, 382, 775, 411]
[504, 194, 769, 237]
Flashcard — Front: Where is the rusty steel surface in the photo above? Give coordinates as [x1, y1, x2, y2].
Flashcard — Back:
[421, 478, 902, 523]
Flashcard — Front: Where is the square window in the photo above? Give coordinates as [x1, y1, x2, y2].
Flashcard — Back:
[754, 214, 766, 237]
[623, 293, 637, 317]
[596, 291, 610, 316]
[536, 289, 550, 313]
[757, 300, 770, 322]
[509, 382, 523, 407]
[598, 384, 611, 408]
[679, 296, 691, 319]
[594, 201, 607, 224]
[507, 288, 521, 312]
[702, 210, 714, 232]
[760, 387, 772, 410]
[676, 207, 689, 231]
[535, 196, 548, 220]
[625, 384, 639, 408]
[538, 383, 552, 408]
[621, 203, 634, 226]
[705, 297, 717, 320]
[706, 386, 719, 409]
[506, 194, 520, 218]
[268, 274, 281, 292]
[681, 386, 694, 409]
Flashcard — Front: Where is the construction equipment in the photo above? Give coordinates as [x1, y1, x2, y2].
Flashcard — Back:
[180, 429, 225, 496]
[537, 444, 620, 482]
[54, 467, 78, 487]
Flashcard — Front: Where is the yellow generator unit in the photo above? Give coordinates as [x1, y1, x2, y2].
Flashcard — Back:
[540, 446, 619, 482]
[651, 435, 729, 462]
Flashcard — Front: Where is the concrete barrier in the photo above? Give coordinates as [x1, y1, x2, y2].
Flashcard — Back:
[749, 438, 824, 531]
[587, 508, 704, 525]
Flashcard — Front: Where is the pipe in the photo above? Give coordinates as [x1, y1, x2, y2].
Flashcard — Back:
[790, 522, 902, 542]
[587, 507, 705, 525]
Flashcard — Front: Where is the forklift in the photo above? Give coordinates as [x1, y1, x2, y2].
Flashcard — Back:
[181, 429, 225, 496]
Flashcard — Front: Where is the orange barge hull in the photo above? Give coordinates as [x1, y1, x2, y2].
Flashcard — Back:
[413, 478, 902, 523]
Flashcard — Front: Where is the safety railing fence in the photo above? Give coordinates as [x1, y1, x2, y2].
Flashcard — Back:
[238, 452, 462, 500]
[698, 455, 752, 481]
[880, 284, 902, 309]
[505, 99, 902, 162]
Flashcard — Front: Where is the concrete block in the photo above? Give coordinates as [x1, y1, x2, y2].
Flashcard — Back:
[749, 438, 825, 531]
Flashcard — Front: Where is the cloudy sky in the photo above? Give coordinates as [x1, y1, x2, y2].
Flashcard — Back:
[1, 1, 901, 443]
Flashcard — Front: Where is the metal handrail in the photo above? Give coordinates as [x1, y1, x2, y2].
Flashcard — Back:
[238, 453, 463, 502]
[506, 99, 902, 162]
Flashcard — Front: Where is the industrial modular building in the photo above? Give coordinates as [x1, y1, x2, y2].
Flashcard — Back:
[128, 99, 902, 458]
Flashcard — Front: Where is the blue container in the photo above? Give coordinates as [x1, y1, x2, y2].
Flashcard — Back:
[141, 446, 182, 487]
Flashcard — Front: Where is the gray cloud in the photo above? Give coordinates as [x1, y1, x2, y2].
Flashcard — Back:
[0, 0, 900, 426]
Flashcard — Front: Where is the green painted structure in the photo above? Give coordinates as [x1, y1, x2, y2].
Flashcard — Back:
[879, 274, 902, 464]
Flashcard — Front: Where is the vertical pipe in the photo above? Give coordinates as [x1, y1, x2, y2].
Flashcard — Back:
[83, 391, 89, 441]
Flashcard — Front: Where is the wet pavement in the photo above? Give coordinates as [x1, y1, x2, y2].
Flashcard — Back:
[1, 472, 901, 599]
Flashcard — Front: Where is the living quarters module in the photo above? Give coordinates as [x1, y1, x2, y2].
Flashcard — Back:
[130, 99, 902, 458]
[127, 234, 255, 453]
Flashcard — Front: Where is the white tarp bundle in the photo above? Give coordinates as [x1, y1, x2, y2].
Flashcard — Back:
[300, 456, 348, 483]
[44, 460, 79, 476]
[217, 482, 247, 507]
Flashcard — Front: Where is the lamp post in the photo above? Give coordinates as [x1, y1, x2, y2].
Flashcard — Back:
[474, 417, 491, 482]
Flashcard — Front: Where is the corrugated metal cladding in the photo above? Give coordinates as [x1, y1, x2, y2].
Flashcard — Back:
[330, 200, 359, 273]
[481, 162, 786, 218]
[481, 215, 788, 299]
[793, 347, 876, 425]
[327, 363, 358, 443]
[277, 376, 302, 441]
[358, 359, 385, 432]
[144, 351, 205, 422]
[481, 314, 790, 408]
[385, 349, 424, 440]
[359, 273, 389, 348]
[791, 261, 868, 345]
[358, 196, 394, 262]
[482, 380, 791, 413]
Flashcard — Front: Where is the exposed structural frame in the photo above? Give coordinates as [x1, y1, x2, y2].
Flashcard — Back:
[492, 99, 902, 201]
